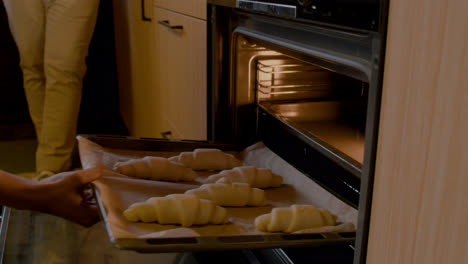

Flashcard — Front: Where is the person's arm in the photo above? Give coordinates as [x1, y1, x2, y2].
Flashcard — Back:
[0, 169, 38, 209]
[0, 167, 103, 227]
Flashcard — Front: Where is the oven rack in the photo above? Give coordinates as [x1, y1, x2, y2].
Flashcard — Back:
[257, 81, 331, 95]
[256, 59, 334, 99]
[256, 60, 324, 73]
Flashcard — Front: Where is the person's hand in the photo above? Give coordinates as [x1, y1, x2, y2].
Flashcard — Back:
[30, 167, 104, 227]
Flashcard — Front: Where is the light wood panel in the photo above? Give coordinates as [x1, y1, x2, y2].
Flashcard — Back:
[367, 0, 468, 263]
[154, 0, 207, 20]
[153, 7, 207, 140]
[112, 0, 156, 137]
[152, 5, 172, 138]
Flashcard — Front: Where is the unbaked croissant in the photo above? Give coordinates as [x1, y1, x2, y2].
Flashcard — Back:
[168, 148, 242, 170]
[205, 166, 282, 188]
[255, 205, 337, 233]
[185, 182, 267, 207]
[123, 194, 229, 226]
[113, 156, 197, 182]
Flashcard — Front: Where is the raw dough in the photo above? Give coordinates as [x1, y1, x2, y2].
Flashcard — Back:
[185, 182, 267, 207]
[123, 194, 229, 227]
[255, 204, 337, 233]
[169, 148, 242, 170]
[205, 166, 282, 188]
[114, 156, 197, 182]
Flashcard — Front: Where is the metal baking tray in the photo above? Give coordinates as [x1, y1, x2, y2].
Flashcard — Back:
[0, 206, 10, 262]
[81, 135, 356, 253]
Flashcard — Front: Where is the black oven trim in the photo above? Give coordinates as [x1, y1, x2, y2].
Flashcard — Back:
[208, 0, 382, 32]
[353, 0, 389, 262]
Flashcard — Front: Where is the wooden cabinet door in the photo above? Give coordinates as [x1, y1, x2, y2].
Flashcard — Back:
[366, 0, 468, 263]
[113, 0, 156, 138]
[153, 0, 206, 20]
[152, 6, 171, 138]
[153, 7, 207, 140]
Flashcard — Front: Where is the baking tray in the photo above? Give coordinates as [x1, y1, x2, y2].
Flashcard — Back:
[78, 134, 356, 253]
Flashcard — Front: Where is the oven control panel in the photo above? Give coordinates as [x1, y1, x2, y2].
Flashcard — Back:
[234, 0, 381, 31]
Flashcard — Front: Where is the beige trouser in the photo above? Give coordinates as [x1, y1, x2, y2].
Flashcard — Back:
[3, 0, 100, 173]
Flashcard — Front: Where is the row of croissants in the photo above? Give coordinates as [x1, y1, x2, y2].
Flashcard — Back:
[114, 148, 337, 233]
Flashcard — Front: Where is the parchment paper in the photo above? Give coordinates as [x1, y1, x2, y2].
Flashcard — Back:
[77, 136, 357, 240]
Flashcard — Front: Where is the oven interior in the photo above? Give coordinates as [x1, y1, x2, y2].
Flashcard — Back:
[234, 34, 368, 169]
[227, 29, 372, 208]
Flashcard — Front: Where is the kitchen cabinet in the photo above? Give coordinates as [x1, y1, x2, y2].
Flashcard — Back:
[153, 0, 206, 20]
[366, 0, 468, 263]
[152, 3, 207, 140]
[112, 0, 156, 138]
[114, 0, 207, 140]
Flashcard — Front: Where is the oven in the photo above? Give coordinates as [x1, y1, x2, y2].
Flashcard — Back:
[208, 0, 388, 263]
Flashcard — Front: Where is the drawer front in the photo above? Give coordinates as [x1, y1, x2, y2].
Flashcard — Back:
[153, 8, 207, 141]
[154, 0, 206, 20]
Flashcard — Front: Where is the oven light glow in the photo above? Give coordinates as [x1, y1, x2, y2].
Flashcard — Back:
[259, 59, 286, 67]
[257, 71, 272, 82]
[257, 69, 272, 99]
[281, 111, 300, 118]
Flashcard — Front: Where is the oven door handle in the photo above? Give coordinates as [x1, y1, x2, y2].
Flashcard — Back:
[158, 20, 183, 30]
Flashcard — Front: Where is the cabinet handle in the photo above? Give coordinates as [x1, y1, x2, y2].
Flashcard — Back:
[161, 131, 172, 139]
[141, 0, 151, 21]
[158, 20, 183, 30]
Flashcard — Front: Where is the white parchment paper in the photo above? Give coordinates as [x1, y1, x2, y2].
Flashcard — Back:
[77, 136, 357, 240]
